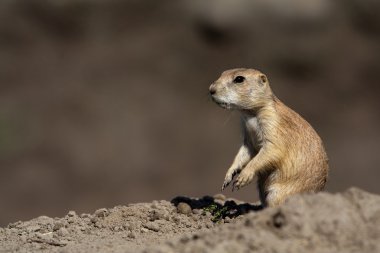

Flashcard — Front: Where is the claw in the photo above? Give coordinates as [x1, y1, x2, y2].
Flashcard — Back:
[232, 180, 239, 192]
[221, 180, 231, 191]
[232, 170, 254, 191]
[222, 168, 242, 191]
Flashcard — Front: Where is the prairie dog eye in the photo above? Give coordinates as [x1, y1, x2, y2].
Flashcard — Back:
[233, 76, 245, 83]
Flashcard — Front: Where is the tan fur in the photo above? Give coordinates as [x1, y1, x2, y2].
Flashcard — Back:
[209, 68, 328, 207]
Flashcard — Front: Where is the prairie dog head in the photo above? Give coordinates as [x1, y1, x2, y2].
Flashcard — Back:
[209, 68, 273, 110]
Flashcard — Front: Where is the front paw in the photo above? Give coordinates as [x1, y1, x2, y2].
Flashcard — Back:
[221, 170, 239, 191]
[232, 170, 255, 191]
[222, 176, 232, 191]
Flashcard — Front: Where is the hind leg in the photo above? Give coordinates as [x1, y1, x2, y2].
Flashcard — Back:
[264, 183, 307, 207]
[265, 188, 288, 207]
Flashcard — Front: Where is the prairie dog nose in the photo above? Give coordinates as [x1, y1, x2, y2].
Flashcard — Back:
[209, 84, 216, 95]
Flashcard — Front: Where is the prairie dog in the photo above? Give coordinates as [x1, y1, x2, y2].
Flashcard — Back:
[209, 68, 328, 207]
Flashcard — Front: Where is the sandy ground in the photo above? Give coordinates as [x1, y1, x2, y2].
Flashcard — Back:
[1, 188, 380, 253]
[1, 0, 380, 226]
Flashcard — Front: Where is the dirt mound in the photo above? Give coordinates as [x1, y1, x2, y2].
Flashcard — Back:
[1, 188, 380, 253]
[1, 0, 380, 227]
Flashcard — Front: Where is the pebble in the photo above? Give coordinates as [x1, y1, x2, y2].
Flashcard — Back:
[36, 216, 54, 225]
[67, 211, 77, 217]
[151, 201, 159, 209]
[53, 222, 64, 231]
[57, 227, 69, 237]
[213, 193, 226, 201]
[127, 231, 136, 239]
[177, 202, 192, 215]
[149, 210, 170, 221]
[95, 208, 109, 218]
[20, 235, 27, 242]
[192, 215, 199, 221]
[37, 232, 53, 240]
[9, 228, 18, 234]
[67, 217, 75, 224]
[122, 223, 130, 230]
[94, 222, 104, 228]
[83, 218, 92, 225]
[113, 226, 122, 232]
[8, 221, 21, 228]
[180, 235, 190, 244]
[272, 212, 286, 228]
[26, 225, 41, 233]
[80, 213, 91, 218]
[224, 217, 232, 223]
[173, 216, 181, 225]
[90, 217, 99, 224]
[144, 222, 160, 232]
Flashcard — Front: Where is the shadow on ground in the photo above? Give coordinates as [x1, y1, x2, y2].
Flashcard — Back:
[171, 195, 263, 221]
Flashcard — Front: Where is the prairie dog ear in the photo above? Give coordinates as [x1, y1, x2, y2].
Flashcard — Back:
[259, 74, 268, 85]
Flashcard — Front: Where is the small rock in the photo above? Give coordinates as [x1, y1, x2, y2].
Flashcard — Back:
[67, 211, 77, 217]
[20, 235, 27, 242]
[173, 216, 181, 225]
[57, 227, 69, 237]
[192, 215, 200, 221]
[149, 210, 170, 221]
[8, 221, 21, 228]
[94, 222, 104, 228]
[180, 235, 190, 244]
[224, 217, 232, 223]
[90, 217, 99, 224]
[58, 239, 69, 246]
[39, 228, 50, 234]
[9, 228, 18, 234]
[67, 217, 75, 224]
[37, 232, 53, 240]
[127, 231, 136, 239]
[177, 202, 192, 215]
[83, 218, 92, 225]
[272, 212, 286, 228]
[36, 216, 54, 226]
[144, 222, 160, 232]
[53, 222, 64, 231]
[95, 208, 109, 218]
[80, 213, 91, 218]
[213, 193, 226, 201]
[204, 212, 212, 218]
[244, 219, 253, 227]
[26, 225, 41, 233]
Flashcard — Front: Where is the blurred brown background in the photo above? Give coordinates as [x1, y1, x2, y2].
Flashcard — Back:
[1, 0, 379, 226]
